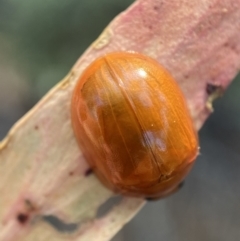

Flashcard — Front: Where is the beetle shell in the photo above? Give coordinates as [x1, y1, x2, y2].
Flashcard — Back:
[71, 52, 198, 198]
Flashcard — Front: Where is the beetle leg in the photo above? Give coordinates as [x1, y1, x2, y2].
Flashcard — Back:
[145, 181, 185, 201]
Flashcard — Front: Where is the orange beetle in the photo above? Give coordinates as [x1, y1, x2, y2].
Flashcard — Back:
[71, 52, 198, 199]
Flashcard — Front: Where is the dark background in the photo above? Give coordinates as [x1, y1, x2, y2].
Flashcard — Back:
[0, 1, 240, 240]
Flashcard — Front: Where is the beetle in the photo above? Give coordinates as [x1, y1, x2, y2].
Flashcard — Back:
[71, 52, 198, 199]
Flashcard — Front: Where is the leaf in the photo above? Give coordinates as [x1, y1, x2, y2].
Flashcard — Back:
[0, 0, 240, 240]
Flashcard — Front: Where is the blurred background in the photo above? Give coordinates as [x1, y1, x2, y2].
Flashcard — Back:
[0, 0, 240, 240]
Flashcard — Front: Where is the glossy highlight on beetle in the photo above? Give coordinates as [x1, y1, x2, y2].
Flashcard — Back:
[71, 52, 198, 199]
